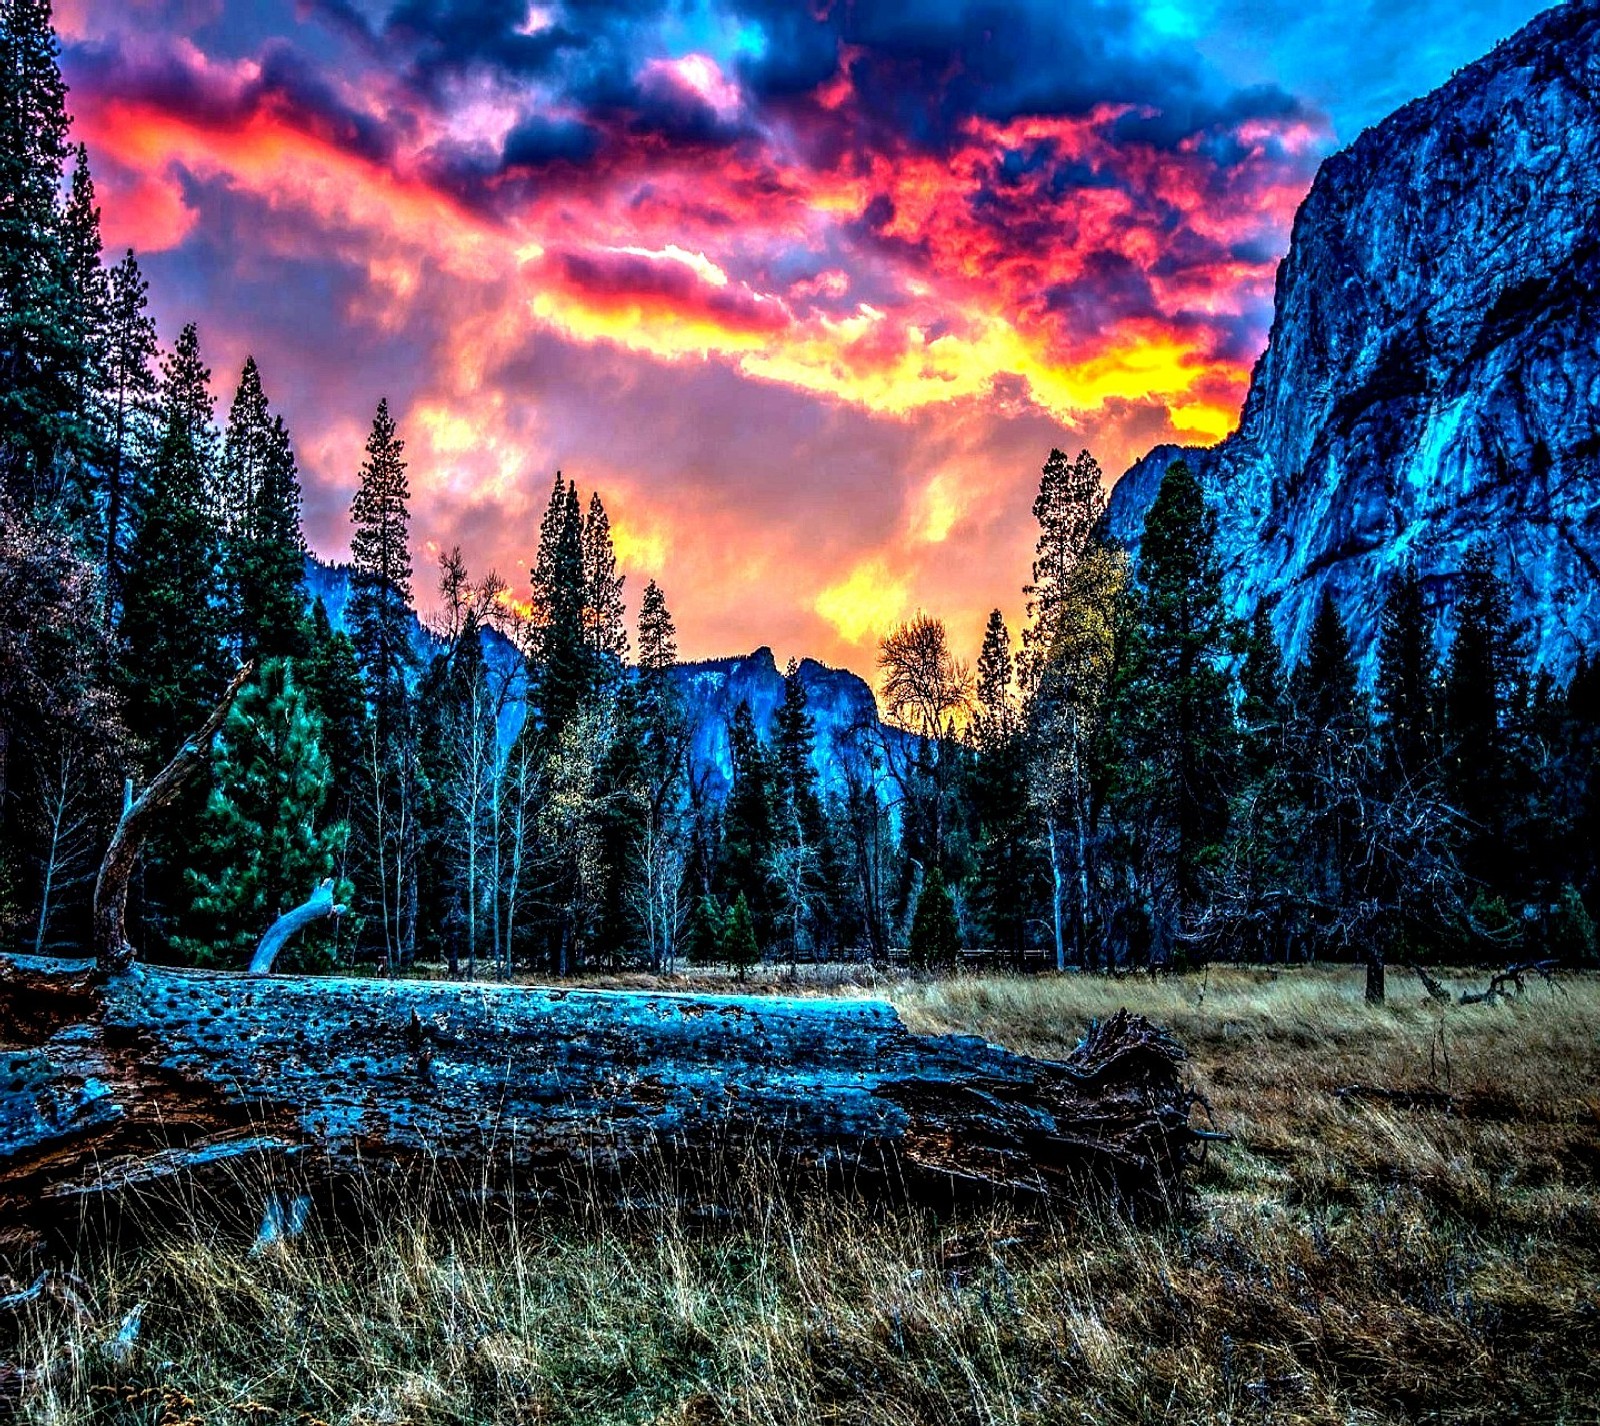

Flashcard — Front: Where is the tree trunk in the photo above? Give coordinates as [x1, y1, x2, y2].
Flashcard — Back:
[1366, 946, 1386, 1004]
[92, 665, 254, 974]
[1048, 819, 1067, 974]
[0, 956, 1204, 1221]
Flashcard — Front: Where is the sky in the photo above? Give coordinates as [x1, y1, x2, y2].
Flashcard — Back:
[56, 0, 1548, 676]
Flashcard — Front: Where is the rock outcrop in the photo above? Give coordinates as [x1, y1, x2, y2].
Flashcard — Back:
[1107, 1, 1600, 676]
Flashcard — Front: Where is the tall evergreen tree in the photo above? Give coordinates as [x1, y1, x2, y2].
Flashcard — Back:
[581, 489, 628, 663]
[908, 866, 960, 970]
[1294, 587, 1360, 734]
[222, 360, 306, 660]
[1110, 460, 1235, 960]
[0, 0, 78, 504]
[718, 699, 774, 949]
[159, 322, 218, 478]
[1238, 602, 1288, 777]
[637, 578, 676, 677]
[117, 328, 226, 764]
[348, 398, 414, 728]
[1022, 447, 1104, 682]
[174, 659, 346, 970]
[1444, 541, 1530, 891]
[970, 610, 1031, 958]
[533, 477, 592, 742]
[1376, 563, 1438, 777]
[96, 251, 158, 625]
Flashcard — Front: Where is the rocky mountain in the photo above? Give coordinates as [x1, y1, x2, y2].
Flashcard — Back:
[674, 647, 894, 799]
[305, 559, 893, 795]
[1106, 0, 1600, 677]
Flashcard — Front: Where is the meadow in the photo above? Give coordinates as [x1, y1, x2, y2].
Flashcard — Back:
[5, 965, 1597, 1425]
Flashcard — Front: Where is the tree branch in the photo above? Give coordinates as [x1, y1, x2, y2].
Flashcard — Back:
[92, 663, 255, 974]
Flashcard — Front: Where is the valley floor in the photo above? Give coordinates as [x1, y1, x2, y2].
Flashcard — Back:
[6, 966, 1598, 1425]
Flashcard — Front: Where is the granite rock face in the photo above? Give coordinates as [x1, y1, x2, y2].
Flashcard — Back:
[1107, 1, 1600, 677]
[306, 558, 894, 796]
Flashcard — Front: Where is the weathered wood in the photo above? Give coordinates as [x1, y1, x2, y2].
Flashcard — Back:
[0, 955, 1204, 1224]
[91, 665, 254, 974]
[250, 880, 345, 974]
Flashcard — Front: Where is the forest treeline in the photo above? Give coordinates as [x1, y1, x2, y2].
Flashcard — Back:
[3, 2, 1598, 985]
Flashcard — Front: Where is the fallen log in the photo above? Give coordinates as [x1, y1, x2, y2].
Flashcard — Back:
[1458, 959, 1560, 1005]
[0, 954, 1204, 1229]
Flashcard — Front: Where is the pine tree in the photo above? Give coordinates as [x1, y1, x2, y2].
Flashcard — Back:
[1110, 460, 1235, 959]
[723, 892, 759, 977]
[718, 699, 774, 946]
[117, 331, 226, 765]
[159, 322, 218, 479]
[223, 360, 306, 661]
[0, 0, 78, 504]
[1376, 563, 1438, 776]
[1238, 602, 1287, 777]
[974, 608, 1015, 742]
[303, 598, 367, 814]
[348, 398, 414, 729]
[533, 478, 592, 742]
[1022, 447, 1104, 682]
[97, 251, 159, 626]
[908, 866, 960, 969]
[1294, 587, 1360, 734]
[970, 610, 1031, 958]
[1444, 541, 1530, 893]
[582, 489, 628, 663]
[637, 578, 677, 675]
[529, 470, 567, 632]
[348, 398, 418, 967]
[770, 659, 835, 957]
[174, 659, 346, 970]
[57, 142, 106, 508]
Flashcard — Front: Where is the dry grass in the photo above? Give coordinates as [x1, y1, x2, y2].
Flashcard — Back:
[5, 966, 1598, 1425]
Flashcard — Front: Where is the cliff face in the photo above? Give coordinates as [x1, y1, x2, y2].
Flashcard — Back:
[306, 558, 891, 795]
[1107, 1, 1600, 675]
[673, 647, 892, 799]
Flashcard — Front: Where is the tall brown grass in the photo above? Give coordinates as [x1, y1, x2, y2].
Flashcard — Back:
[4, 966, 1597, 1424]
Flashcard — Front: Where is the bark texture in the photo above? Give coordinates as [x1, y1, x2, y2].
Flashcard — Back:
[0, 955, 1203, 1224]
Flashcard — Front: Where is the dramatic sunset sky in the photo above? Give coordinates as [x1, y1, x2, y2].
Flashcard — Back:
[57, 0, 1543, 675]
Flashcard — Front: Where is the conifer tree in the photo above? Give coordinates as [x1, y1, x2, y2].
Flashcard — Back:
[117, 329, 226, 764]
[970, 610, 1031, 958]
[533, 478, 592, 742]
[1109, 460, 1235, 959]
[723, 892, 759, 978]
[1295, 587, 1360, 734]
[97, 251, 158, 625]
[718, 699, 774, 946]
[637, 578, 677, 676]
[348, 398, 418, 966]
[304, 597, 367, 814]
[908, 866, 960, 969]
[222, 360, 306, 660]
[57, 143, 106, 504]
[174, 659, 346, 970]
[1022, 447, 1104, 682]
[582, 489, 628, 662]
[0, 0, 78, 504]
[348, 398, 414, 729]
[1444, 541, 1530, 891]
[159, 322, 218, 476]
[770, 659, 835, 957]
[1376, 563, 1438, 776]
[1238, 603, 1288, 777]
